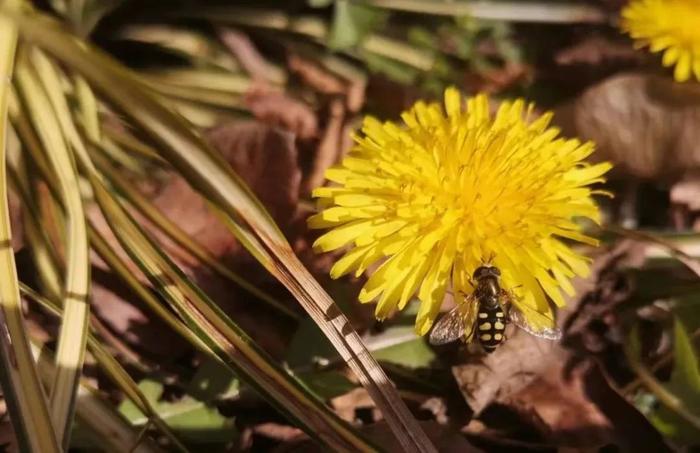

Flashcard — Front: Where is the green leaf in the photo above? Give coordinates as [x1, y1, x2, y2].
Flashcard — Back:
[362, 52, 419, 85]
[374, 337, 437, 369]
[297, 371, 357, 400]
[286, 318, 339, 368]
[329, 0, 386, 50]
[187, 359, 240, 403]
[119, 380, 237, 444]
[650, 319, 700, 442]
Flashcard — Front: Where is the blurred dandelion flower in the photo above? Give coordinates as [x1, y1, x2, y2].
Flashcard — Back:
[308, 88, 611, 335]
[621, 0, 700, 82]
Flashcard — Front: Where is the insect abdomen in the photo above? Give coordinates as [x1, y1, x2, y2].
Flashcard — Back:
[477, 305, 506, 353]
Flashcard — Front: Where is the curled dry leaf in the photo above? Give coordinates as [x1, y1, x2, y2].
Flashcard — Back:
[305, 99, 345, 194]
[511, 358, 614, 448]
[244, 86, 318, 140]
[205, 121, 301, 227]
[670, 174, 700, 227]
[555, 35, 643, 66]
[273, 421, 481, 453]
[217, 28, 285, 85]
[8, 187, 22, 252]
[252, 422, 305, 443]
[330, 388, 380, 424]
[287, 53, 366, 113]
[554, 73, 700, 182]
[287, 54, 346, 97]
[463, 62, 531, 95]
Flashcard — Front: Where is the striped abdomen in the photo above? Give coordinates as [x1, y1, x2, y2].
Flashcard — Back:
[476, 304, 507, 353]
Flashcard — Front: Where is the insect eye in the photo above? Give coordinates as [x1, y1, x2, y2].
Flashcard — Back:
[492, 267, 501, 276]
[473, 266, 487, 280]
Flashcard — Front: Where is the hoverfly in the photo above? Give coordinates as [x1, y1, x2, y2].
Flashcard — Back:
[429, 265, 561, 352]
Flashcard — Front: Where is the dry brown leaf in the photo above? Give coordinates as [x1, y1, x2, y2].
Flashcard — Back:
[287, 54, 346, 97]
[8, 187, 22, 252]
[244, 87, 318, 140]
[305, 99, 345, 194]
[671, 174, 700, 211]
[510, 359, 614, 448]
[554, 73, 700, 182]
[287, 53, 366, 113]
[273, 421, 482, 453]
[205, 121, 301, 227]
[555, 36, 642, 66]
[463, 63, 531, 95]
[217, 28, 281, 85]
[331, 388, 380, 424]
[252, 422, 306, 443]
[451, 330, 558, 415]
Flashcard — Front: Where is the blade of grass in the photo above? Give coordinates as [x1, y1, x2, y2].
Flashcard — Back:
[21, 284, 190, 453]
[30, 341, 165, 453]
[15, 50, 91, 447]
[624, 324, 700, 431]
[98, 135, 152, 175]
[140, 77, 246, 110]
[604, 226, 700, 278]
[101, 127, 164, 163]
[360, 0, 608, 23]
[74, 386, 162, 453]
[30, 338, 165, 453]
[7, 10, 436, 451]
[88, 223, 215, 356]
[7, 152, 63, 300]
[9, 84, 216, 366]
[181, 8, 436, 73]
[144, 69, 251, 94]
[85, 155, 378, 452]
[0, 5, 60, 451]
[73, 74, 101, 142]
[117, 25, 243, 73]
[92, 150, 298, 320]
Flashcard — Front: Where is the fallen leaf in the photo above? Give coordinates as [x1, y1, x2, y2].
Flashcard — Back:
[272, 421, 482, 452]
[305, 99, 345, 193]
[217, 28, 285, 85]
[204, 121, 302, 233]
[244, 87, 319, 140]
[330, 388, 379, 424]
[671, 175, 700, 211]
[554, 73, 700, 182]
[510, 358, 614, 448]
[287, 53, 346, 97]
[252, 422, 305, 443]
[555, 35, 642, 67]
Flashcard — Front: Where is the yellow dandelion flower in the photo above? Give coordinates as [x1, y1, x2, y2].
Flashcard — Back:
[308, 88, 611, 336]
[621, 0, 700, 82]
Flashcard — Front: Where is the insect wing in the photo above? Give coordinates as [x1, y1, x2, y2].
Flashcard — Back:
[429, 295, 478, 345]
[428, 307, 464, 345]
[508, 302, 562, 341]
